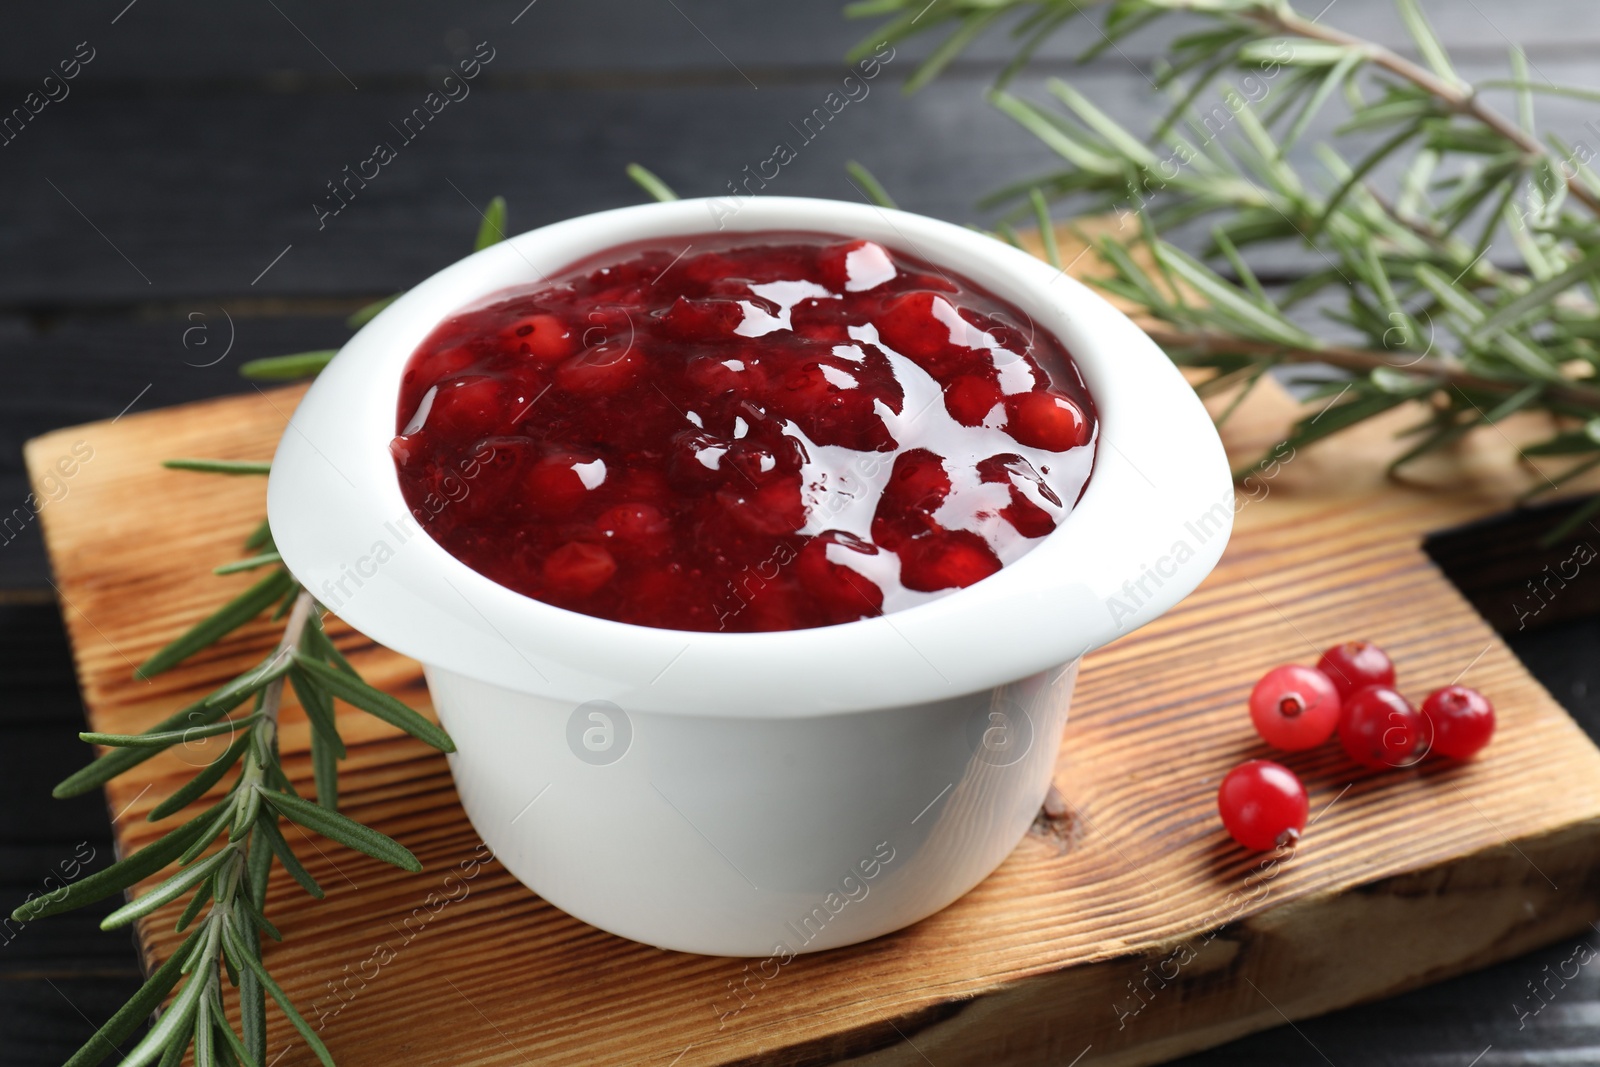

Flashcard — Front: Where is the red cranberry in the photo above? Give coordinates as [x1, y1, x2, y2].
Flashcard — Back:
[1338, 685, 1428, 769]
[555, 342, 639, 395]
[681, 251, 736, 286]
[1006, 391, 1090, 451]
[873, 449, 950, 550]
[423, 376, 507, 436]
[943, 375, 1002, 426]
[624, 569, 701, 629]
[817, 239, 897, 293]
[543, 542, 616, 597]
[459, 436, 533, 504]
[417, 345, 478, 382]
[1316, 641, 1396, 699]
[772, 360, 896, 451]
[596, 503, 671, 556]
[967, 311, 1027, 354]
[875, 291, 952, 362]
[795, 316, 852, 345]
[1421, 685, 1495, 760]
[795, 533, 884, 624]
[977, 453, 1059, 539]
[717, 476, 805, 536]
[906, 271, 958, 293]
[502, 313, 576, 361]
[742, 578, 800, 633]
[1218, 760, 1308, 851]
[897, 530, 1001, 592]
[686, 354, 766, 397]
[525, 454, 602, 514]
[875, 294, 991, 381]
[999, 497, 1056, 540]
[1249, 664, 1341, 751]
[661, 297, 744, 341]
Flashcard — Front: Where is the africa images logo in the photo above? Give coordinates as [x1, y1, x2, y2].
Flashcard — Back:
[566, 700, 632, 766]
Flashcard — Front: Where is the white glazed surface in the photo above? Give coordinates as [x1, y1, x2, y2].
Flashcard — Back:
[267, 197, 1233, 955]
[430, 661, 1077, 956]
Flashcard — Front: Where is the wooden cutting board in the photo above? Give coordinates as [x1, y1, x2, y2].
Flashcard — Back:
[24, 233, 1600, 1066]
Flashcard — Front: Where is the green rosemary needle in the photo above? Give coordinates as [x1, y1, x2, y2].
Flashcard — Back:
[23, 198, 509, 1067]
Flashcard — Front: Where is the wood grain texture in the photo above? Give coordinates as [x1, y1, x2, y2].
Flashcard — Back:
[21, 237, 1600, 1065]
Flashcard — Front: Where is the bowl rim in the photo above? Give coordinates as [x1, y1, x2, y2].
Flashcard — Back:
[267, 196, 1233, 718]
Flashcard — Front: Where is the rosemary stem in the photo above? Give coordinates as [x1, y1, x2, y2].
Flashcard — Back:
[153, 588, 313, 1043]
[260, 591, 316, 740]
[233, 589, 313, 798]
[1142, 322, 1600, 410]
[1263, 5, 1600, 218]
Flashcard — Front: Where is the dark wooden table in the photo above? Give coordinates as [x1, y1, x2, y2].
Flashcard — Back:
[5, 3, 1600, 1064]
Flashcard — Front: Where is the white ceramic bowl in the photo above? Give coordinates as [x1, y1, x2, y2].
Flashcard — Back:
[268, 196, 1232, 957]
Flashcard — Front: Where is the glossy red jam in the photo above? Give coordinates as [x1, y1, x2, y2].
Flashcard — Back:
[392, 232, 1097, 632]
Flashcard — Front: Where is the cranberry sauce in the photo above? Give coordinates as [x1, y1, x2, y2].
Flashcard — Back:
[391, 232, 1097, 632]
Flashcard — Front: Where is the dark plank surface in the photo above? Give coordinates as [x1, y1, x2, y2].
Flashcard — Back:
[4, 2, 1600, 1064]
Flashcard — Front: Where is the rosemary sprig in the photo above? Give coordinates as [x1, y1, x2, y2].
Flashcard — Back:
[850, 0, 1600, 540]
[25, 199, 507, 1067]
[27, 553, 453, 1067]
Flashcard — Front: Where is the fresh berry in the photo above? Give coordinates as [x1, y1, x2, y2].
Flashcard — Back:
[392, 234, 1097, 632]
[1217, 760, 1309, 851]
[1338, 685, 1428, 769]
[1316, 640, 1396, 699]
[1421, 685, 1495, 760]
[1248, 664, 1341, 751]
